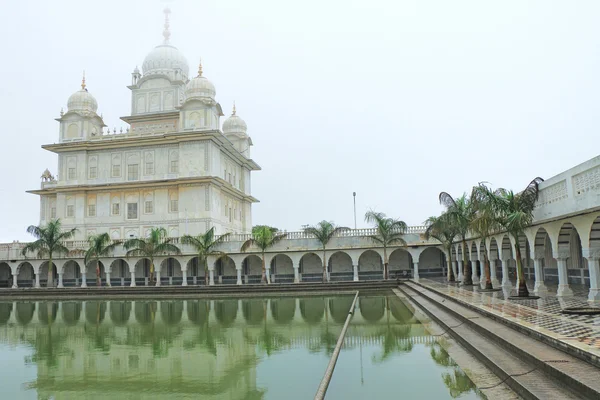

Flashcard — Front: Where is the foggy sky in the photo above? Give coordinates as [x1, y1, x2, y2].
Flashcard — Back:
[1, 0, 599, 242]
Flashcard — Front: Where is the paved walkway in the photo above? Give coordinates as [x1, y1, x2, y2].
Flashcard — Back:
[417, 278, 600, 359]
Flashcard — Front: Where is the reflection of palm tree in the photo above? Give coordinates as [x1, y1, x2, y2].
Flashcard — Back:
[429, 343, 457, 368]
[249, 300, 289, 357]
[371, 298, 413, 363]
[442, 369, 477, 398]
[308, 300, 336, 355]
[184, 302, 220, 356]
[27, 303, 72, 368]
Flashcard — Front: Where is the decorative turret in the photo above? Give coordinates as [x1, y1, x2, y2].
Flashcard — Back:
[222, 102, 252, 157]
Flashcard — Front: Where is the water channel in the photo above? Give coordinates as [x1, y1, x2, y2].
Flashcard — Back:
[0, 293, 483, 399]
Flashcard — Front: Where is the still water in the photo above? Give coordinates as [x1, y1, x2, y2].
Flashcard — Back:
[0, 294, 482, 399]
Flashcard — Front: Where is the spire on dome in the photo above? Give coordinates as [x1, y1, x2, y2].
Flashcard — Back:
[232, 101, 236, 116]
[163, 7, 172, 44]
[198, 60, 203, 77]
[81, 70, 86, 90]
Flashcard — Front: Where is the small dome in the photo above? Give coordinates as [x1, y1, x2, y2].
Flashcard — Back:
[67, 77, 98, 114]
[223, 104, 247, 134]
[185, 63, 216, 100]
[142, 44, 190, 79]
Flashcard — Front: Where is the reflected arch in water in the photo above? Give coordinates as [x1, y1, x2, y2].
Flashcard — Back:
[390, 298, 415, 322]
[39, 302, 58, 325]
[187, 300, 209, 326]
[16, 302, 35, 325]
[61, 302, 82, 326]
[215, 299, 238, 327]
[0, 302, 12, 325]
[161, 301, 183, 325]
[300, 297, 325, 325]
[135, 301, 157, 325]
[85, 301, 107, 325]
[270, 298, 295, 324]
[243, 299, 265, 326]
[328, 296, 354, 324]
[110, 302, 132, 326]
[359, 297, 385, 322]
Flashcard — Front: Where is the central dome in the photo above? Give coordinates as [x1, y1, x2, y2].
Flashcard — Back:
[142, 44, 190, 79]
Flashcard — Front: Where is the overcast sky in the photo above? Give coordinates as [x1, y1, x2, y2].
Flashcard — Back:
[1, 0, 599, 242]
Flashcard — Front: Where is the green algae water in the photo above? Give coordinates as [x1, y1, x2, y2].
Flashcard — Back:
[0, 294, 482, 399]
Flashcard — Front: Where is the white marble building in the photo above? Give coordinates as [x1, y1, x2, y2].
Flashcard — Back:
[30, 9, 259, 241]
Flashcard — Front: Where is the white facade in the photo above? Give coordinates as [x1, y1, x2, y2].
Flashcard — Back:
[30, 10, 259, 239]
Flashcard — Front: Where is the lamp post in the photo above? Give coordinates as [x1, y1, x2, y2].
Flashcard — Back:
[353, 192, 357, 230]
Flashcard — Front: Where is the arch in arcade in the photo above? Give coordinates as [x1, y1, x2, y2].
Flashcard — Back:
[186, 257, 207, 285]
[470, 242, 480, 281]
[328, 251, 353, 281]
[16, 262, 35, 288]
[110, 259, 130, 286]
[500, 235, 516, 283]
[557, 222, 586, 288]
[214, 256, 236, 284]
[299, 253, 322, 282]
[358, 250, 384, 280]
[159, 258, 182, 285]
[84, 260, 106, 287]
[242, 255, 263, 284]
[488, 237, 502, 282]
[62, 260, 82, 287]
[0, 262, 11, 288]
[270, 254, 294, 283]
[134, 258, 152, 285]
[417, 247, 445, 279]
[38, 261, 59, 287]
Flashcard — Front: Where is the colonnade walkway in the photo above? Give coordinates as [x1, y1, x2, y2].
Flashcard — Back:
[416, 278, 600, 361]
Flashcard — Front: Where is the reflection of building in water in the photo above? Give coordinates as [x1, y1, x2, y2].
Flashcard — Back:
[0, 296, 429, 399]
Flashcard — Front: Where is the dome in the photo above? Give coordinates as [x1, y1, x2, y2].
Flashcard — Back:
[142, 44, 190, 79]
[67, 77, 98, 114]
[223, 104, 247, 134]
[185, 63, 216, 100]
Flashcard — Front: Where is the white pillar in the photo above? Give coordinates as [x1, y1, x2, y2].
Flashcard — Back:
[451, 261, 458, 281]
[489, 259, 500, 287]
[11, 274, 18, 289]
[105, 271, 111, 287]
[155, 270, 161, 287]
[586, 257, 600, 302]
[294, 266, 300, 283]
[57, 273, 64, 288]
[236, 268, 242, 285]
[479, 261, 486, 288]
[353, 264, 359, 282]
[556, 258, 573, 296]
[501, 259, 512, 289]
[209, 269, 215, 286]
[413, 262, 420, 281]
[265, 268, 272, 284]
[457, 261, 464, 282]
[80, 272, 87, 288]
[471, 261, 479, 284]
[533, 258, 548, 295]
[130, 271, 136, 287]
[182, 269, 188, 286]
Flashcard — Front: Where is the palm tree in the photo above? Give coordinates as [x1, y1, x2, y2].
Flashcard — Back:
[123, 228, 181, 285]
[241, 226, 287, 284]
[303, 221, 349, 282]
[181, 227, 231, 285]
[470, 184, 503, 290]
[424, 213, 459, 282]
[364, 211, 407, 280]
[84, 233, 120, 287]
[471, 178, 543, 297]
[22, 219, 78, 288]
[439, 193, 475, 285]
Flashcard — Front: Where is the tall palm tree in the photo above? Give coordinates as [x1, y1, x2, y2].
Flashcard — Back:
[123, 228, 181, 285]
[424, 213, 459, 282]
[439, 193, 475, 285]
[84, 233, 120, 287]
[22, 219, 78, 288]
[471, 178, 543, 297]
[181, 227, 231, 285]
[241, 226, 287, 284]
[303, 221, 349, 282]
[470, 184, 503, 290]
[364, 211, 407, 280]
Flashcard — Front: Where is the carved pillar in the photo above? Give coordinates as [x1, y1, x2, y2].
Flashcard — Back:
[501, 259, 512, 289]
[533, 258, 548, 295]
[556, 258, 573, 297]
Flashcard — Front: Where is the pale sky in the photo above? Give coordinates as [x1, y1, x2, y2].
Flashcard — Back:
[1, 0, 599, 242]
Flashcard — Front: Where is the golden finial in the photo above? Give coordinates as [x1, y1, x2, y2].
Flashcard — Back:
[81, 70, 86, 90]
[198, 60, 203, 77]
[232, 101, 236, 116]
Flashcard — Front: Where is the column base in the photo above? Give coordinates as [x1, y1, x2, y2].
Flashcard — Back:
[491, 278, 501, 288]
[588, 289, 600, 302]
[182, 281, 188, 286]
[130, 281, 136, 287]
[533, 282, 548, 296]
[557, 284, 574, 297]
[501, 281, 513, 289]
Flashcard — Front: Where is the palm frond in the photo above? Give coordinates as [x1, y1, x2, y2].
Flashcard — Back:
[240, 239, 256, 252]
[439, 192, 457, 209]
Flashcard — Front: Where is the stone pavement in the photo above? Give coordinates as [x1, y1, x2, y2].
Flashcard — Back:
[417, 278, 600, 360]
